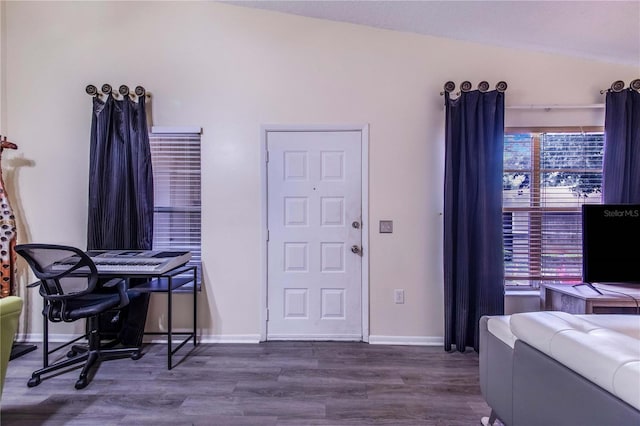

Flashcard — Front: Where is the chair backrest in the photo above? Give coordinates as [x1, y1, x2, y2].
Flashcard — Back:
[15, 244, 100, 322]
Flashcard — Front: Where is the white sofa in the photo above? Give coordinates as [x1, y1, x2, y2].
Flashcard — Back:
[480, 311, 640, 426]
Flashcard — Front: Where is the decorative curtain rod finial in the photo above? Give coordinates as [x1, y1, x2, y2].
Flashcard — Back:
[602, 80, 626, 94]
[85, 84, 98, 96]
[495, 81, 508, 93]
[611, 80, 625, 92]
[440, 81, 456, 95]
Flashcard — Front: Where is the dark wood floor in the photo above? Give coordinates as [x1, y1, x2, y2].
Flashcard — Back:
[1, 341, 490, 425]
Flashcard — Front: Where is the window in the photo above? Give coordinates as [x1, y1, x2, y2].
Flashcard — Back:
[149, 131, 202, 284]
[503, 128, 604, 288]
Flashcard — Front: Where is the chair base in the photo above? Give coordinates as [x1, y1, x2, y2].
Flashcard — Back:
[30, 315, 142, 389]
[29, 344, 141, 389]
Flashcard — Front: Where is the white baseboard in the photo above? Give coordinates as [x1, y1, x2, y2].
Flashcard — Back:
[16, 333, 77, 343]
[17, 333, 444, 346]
[162, 334, 261, 344]
[266, 334, 362, 341]
[368, 335, 443, 346]
[17, 333, 119, 344]
[15, 333, 262, 344]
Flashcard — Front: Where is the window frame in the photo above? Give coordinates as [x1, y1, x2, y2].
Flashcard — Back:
[503, 126, 604, 289]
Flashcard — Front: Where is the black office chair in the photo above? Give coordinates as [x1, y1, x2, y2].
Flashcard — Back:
[15, 243, 141, 389]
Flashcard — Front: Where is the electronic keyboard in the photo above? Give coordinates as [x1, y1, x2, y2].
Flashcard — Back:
[50, 250, 192, 275]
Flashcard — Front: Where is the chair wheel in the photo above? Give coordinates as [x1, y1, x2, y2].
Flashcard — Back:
[27, 376, 41, 387]
[131, 351, 143, 360]
[75, 377, 88, 390]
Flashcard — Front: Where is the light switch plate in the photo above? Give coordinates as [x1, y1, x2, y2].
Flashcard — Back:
[379, 220, 393, 233]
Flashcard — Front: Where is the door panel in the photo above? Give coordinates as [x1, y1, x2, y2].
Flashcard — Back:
[267, 130, 362, 340]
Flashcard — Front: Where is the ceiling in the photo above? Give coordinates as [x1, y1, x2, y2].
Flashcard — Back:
[226, 1, 640, 66]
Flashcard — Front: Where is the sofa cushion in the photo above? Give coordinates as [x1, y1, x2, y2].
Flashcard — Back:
[510, 311, 600, 352]
[578, 314, 640, 340]
[510, 311, 640, 411]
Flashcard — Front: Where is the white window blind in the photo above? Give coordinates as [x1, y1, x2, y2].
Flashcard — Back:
[149, 132, 201, 284]
[503, 129, 604, 287]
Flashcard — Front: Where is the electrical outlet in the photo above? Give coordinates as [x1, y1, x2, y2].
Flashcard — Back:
[394, 289, 405, 304]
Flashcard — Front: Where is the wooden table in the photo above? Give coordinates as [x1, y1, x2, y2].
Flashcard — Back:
[540, 283, 640, 314]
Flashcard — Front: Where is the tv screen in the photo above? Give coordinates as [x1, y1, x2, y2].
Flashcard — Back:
[582, 204, 640, 284]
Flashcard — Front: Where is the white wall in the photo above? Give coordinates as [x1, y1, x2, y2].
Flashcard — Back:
[0, 1, 5, 132]
[3, 1, 638, 343]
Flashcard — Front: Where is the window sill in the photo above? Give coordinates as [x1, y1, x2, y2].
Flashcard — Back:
[505, 289, 540, 297]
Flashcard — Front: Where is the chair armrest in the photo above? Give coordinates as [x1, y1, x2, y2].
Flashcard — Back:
[102, 278, 130, 309]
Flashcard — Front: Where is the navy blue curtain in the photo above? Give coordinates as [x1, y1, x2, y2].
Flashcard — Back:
[88, 94, 154, 250]
[603, 88, 640, 203]
[87, 92, 154, 346]
[443, 89, 505, 352]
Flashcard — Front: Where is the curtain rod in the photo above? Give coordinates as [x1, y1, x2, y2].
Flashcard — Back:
[507, 104, 605, 110]
[600, 79, 640, 94]
[439, 80, 508, 95]
[85, 84, 149, 97]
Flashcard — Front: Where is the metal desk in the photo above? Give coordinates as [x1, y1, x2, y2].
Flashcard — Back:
[124, 264, 199, 370]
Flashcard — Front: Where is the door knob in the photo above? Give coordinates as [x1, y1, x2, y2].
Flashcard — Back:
[352, 221, 360, 229]
[351, 245, 361, 254]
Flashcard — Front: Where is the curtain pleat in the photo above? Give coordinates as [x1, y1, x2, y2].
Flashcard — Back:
[603, 89, 640, 203]
[443, 90, 505, 353]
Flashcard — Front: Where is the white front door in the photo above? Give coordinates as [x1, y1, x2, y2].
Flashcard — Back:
[266, 130, 362, 340]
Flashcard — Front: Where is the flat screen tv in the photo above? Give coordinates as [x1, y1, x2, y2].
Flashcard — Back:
[582, 204, 640, 289]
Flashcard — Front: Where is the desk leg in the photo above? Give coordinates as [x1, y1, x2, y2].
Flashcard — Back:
[193, 266, 197, 347]
[167, 276, 173, 370]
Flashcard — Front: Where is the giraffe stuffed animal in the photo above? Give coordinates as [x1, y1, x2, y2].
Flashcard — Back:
[0, 136, 18, 298]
